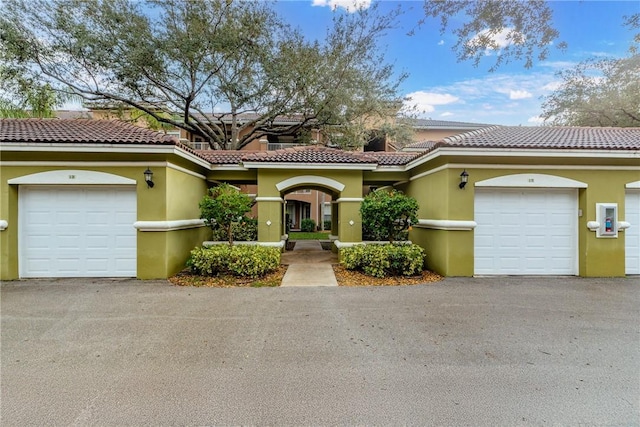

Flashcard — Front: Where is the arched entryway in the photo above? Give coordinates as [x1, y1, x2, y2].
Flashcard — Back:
[255, 172, 365, 246]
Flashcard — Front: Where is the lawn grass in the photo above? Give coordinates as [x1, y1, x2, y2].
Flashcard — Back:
[288, 231, 331, 240]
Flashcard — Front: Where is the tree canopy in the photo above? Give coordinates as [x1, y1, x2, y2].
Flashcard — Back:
[540, 54, 640, 127]
[0, 0, 406, 150]
[420, 0, 565, 72]
[540, 13, 639, 127]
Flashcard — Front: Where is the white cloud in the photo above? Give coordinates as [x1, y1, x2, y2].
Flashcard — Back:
[403, 71, 560, 125]
[527, 116, 545, 124]
[509, 90, 533, 100]
[440, 112, 454, 117]
[404, 91, 459, 115]
[312, 0, 371, 12]
[437, 40, 445, 46]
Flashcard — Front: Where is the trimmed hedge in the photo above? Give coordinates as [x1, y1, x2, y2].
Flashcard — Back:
[188, 245, 280, 278]
[340, 243, 425, 278]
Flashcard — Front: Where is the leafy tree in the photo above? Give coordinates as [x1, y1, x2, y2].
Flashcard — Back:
[419, 0, 565, 71]
[360, 189, 418, 243]
[540, 55, 640, 127]
[199, 183, 253, 245]
[541, 15, 640, 127]
[0, 0, 406, 150]
[0, 74, 66, 118]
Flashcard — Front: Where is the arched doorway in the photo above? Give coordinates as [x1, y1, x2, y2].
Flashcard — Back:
[255, 173, 364, 246]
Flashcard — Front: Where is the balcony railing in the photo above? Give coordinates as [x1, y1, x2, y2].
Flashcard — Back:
[267, 143, 297, 151]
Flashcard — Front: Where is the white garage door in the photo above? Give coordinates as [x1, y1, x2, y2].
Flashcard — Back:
[19, 185, 137, 278]
[626, 190, 640, 275]
[474, 188, 578, 275]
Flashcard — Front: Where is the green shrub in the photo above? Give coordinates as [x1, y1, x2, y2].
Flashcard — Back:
[340, 243, 424, 278]
[187, 246, 230, 275]
[360, 189, 418, 242]
[187, 245, 280, 278]
[227, 245, 280, 278]
[210, 217, 257, 242]
[301, 218, 316, 232]
[323, 220, 332, 231]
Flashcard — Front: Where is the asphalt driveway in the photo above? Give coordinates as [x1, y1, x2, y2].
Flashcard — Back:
[2, 276, 639, 426]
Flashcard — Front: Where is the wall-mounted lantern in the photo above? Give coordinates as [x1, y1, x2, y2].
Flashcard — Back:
[459, 170, 469, 189]
[144, 167, 154, 188]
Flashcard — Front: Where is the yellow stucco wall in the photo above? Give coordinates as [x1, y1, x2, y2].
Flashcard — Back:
[0, 159, 209, 280]
[136, 167, 210, 279]
[407, 164, 640, 277]
[2, 145, 637, 280]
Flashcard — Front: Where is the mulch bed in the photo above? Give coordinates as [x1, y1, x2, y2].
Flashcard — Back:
[332, 265, 443, 287]
[168, 266, 287, 288]
[169, 265, 443, 287]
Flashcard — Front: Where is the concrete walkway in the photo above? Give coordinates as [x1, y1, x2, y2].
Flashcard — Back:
[280, 240, 339, 287]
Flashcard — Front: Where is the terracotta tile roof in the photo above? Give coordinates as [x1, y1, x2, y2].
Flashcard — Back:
[196, 150, 248, 165]
[242, 146, 378, 164]
[197, 146, 419, 166]
[440, 126, 640, 150]
[402, 140, 439, 151]
[363, 151, 421, 166]
[0, 118, 179, 144]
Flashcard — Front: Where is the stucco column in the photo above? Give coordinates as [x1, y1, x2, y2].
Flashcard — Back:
[331, 200, 339, 237]
[336, 198, 363, 242]
[256, 197, 284, 243]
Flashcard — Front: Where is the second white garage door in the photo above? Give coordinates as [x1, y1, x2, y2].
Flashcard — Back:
[626, 190, 640, 275]
[19, 185, 137, 278]
[474, 188, 578, 275]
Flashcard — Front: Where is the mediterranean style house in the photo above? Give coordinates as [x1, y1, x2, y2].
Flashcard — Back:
[52, 110, 495, 232]
[1, 118, 638, 279]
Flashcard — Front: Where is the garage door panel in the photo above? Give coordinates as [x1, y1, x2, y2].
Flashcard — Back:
[19, 185, 137, 278]
[475, 188, 578, 275]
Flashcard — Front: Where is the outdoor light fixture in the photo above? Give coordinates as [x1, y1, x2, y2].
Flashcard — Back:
[459, 169, 469, 189]
[144, 167, 154, 188]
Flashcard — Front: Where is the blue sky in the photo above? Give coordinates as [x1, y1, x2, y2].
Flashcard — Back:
[274, 0, 639, 126]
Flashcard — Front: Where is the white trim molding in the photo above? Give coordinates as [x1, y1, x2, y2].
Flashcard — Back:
[409, 164, 449, 181]
[254, 197, 285, 203]
[475, 173, 588, 188]
[8, 170, 136, 185]
[416, 219, 477, 231]
[626, 181, 640, 189]
[167, 162, 207, 180]
[0, 220, 7, 231]
[587, 221, 600, 231]
[2, 143, 211, 169]
[407, 147, 640, 171]
[133, 219, 206, 232]
[335, 197, 364, 203]
[333, 240, 365, 249]
[587, 220, 631, 232]
[408, 163, 640, 182]
[276, 175, 345, 192]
